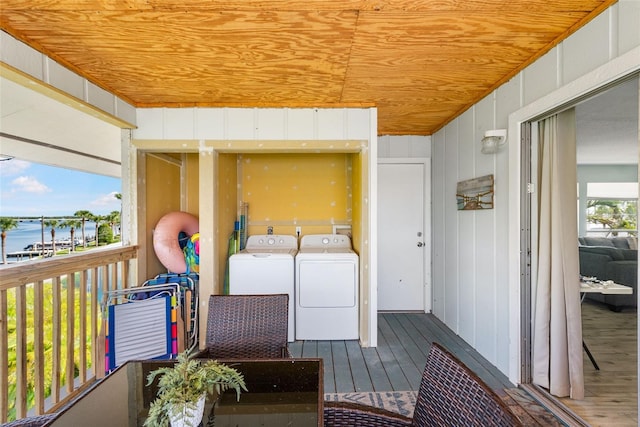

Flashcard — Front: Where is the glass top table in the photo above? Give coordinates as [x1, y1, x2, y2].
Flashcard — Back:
[45, 358, 323, 427]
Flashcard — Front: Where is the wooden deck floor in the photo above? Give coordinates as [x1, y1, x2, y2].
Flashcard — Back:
[290, 312, 566, 426]
[289, 312, 514, 395]
[300, 306, 637, 426]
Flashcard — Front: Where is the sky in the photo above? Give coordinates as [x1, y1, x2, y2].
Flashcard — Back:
[0, 159, 121, 217]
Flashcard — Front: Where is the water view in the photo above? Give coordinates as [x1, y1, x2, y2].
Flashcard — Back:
[3, 220, 98, 254]
[1, 159, 121, 258]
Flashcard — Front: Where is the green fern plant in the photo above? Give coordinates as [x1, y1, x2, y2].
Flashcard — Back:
[144, 351, 247, 427]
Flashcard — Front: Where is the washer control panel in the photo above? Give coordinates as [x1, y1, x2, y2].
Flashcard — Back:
[257, 237, 281, 246]
[245, 235, 298, 250]
[300, 234, 352, 249]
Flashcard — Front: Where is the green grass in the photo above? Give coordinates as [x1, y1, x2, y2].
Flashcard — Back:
[5, 238, 123, 420]
[5, 275, 100, 421]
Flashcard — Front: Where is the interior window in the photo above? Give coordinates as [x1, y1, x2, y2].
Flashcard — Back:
[585, 182, 637, 237]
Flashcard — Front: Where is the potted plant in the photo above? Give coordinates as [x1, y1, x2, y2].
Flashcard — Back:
[144, 351, 247, 427]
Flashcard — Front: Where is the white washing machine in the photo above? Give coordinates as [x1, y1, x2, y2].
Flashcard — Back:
[229, 234, 297, 341]
[295, 234, 359, 340]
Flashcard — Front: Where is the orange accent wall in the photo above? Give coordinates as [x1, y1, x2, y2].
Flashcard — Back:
[217, 153, 238, 293]
[145, 154, 182, 277]
[240, 153, 352, 236]
[350, 152, 362, 254]
[135, 138, 371, 345]
[184, 154, 200, 214]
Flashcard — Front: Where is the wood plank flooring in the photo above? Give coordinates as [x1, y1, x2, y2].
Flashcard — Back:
[291, 309, 637, 426]
[289, 312, 515, 395]
[559, 300, 638, 426]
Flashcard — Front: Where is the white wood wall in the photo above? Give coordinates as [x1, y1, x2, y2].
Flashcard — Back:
[133, 107, 373, 141]
[378, 135, 431, 159]
[431, 0, 640, 382]
[1, 31, 136, 126]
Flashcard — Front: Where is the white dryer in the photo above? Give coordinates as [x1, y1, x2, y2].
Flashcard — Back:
[229, 234, 297, 341]
[295, 234, 359, 340]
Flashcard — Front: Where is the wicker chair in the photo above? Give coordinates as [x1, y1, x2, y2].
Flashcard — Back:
[1, 414, 56, 427]
[198, 294, 291, 359]
[324, 342, 523, 427]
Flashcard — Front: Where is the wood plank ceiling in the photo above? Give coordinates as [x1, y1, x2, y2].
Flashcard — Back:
[0, 0, 616, 135]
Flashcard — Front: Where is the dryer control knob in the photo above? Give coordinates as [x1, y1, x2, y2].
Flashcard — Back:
[322, 237, 330, 245]
[268, 237, 276, 245]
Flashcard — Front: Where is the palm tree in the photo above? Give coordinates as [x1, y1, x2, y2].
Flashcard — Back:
[60, 218, 82, 252]
[39, 215, 45, 255]
[74, 210, 93, 248]
[0, 217, 19, 264]
[93, 214, 103, 247]
[43, 218, 59, 256]
[107, 210, 121, 238]
[115, 193, 122, 238]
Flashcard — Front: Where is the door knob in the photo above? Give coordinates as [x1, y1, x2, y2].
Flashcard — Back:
[417, 242, 425, 247]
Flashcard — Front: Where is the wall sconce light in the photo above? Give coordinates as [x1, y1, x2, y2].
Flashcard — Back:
[480, 129, 507, 154]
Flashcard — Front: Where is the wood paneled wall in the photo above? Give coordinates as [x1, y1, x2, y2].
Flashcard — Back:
[431, 1, 640, 385]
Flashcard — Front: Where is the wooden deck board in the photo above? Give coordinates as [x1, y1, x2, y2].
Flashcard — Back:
[330, 341, 354, 393]
[290, 312, 514, 394]
[345, 340, 372, 392]
[406, 312, 513, 391]
[387, 314, 430, 368]
[290, 311, 639, 426]
[396, 313, 431, 360]
[374, 319, 413, 390]
[316, 341, 336, 393]
[379, 315, 424, 390]
[361, 346, 393, 391]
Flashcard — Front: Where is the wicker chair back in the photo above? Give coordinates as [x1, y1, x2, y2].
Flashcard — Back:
[203, 294, 290, 359]
[323, 342, 523, 426]
[2, 414, 56, 427]
[412, 342, 522, 426]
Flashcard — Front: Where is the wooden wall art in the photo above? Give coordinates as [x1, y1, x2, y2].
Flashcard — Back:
[456, 174, 494, 210]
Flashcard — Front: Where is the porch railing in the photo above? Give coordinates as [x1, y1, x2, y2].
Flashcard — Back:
[0, 245, 138, 423]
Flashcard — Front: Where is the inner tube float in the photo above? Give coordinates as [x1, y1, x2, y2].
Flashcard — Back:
[153, 211, 199, 274]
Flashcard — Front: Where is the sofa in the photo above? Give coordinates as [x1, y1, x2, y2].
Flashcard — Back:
[578, 236, 637, 311]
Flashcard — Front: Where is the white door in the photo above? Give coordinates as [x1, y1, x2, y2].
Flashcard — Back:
[377, 161, 429, 311]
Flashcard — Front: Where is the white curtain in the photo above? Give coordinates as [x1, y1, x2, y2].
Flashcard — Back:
[532, 108, 584, 399]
